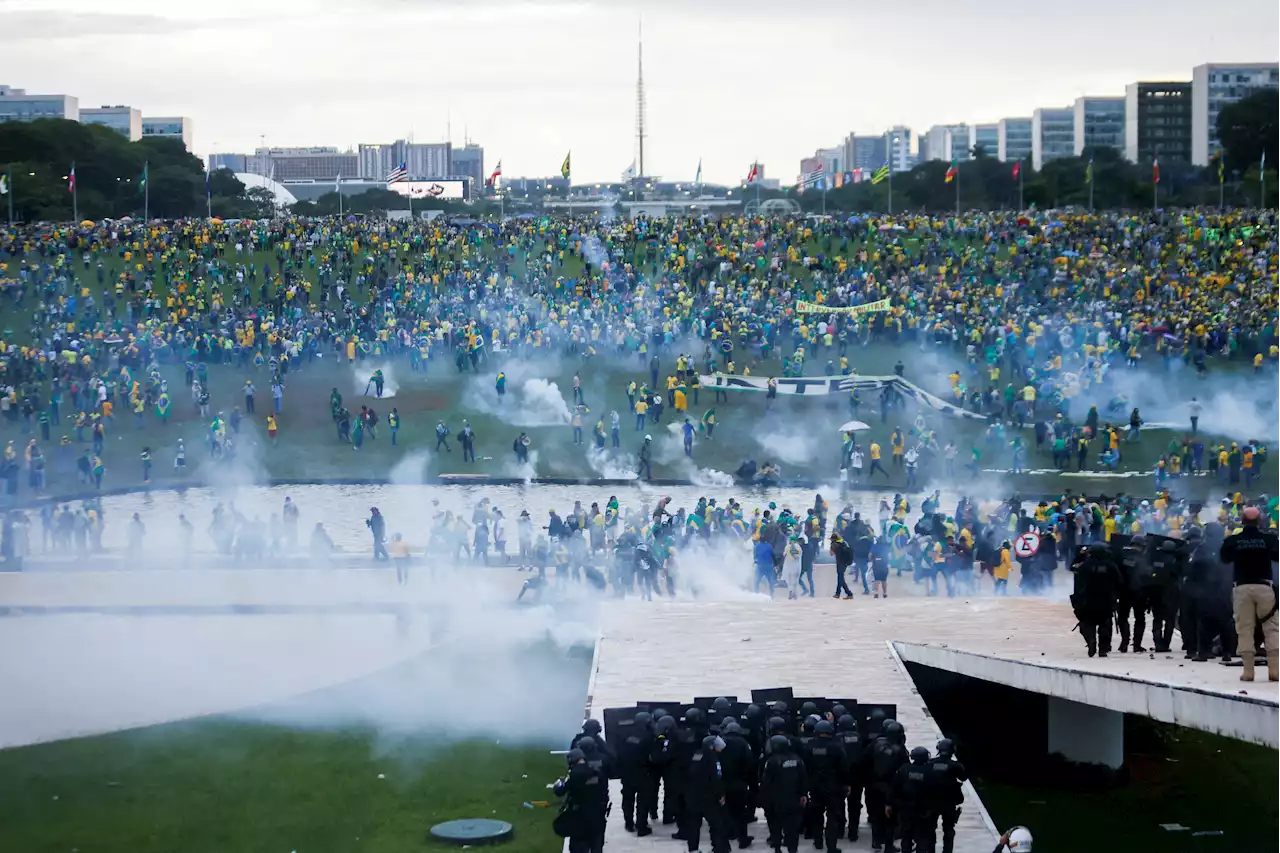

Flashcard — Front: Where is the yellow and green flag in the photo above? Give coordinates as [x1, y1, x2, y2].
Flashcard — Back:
[561, 152, 571, 180]
[1084, 157, 1093, 185]
[871, 163, 890, 185]
[1217, 155, 1224, 184]
[944, 159, 957, 183]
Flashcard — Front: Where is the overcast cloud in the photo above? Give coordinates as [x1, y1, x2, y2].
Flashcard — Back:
[3, 0, 1277, 183]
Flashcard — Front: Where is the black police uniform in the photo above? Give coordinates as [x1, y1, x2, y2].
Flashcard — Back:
[835, 717, 866, 841]
[720, 727, 757, 847]
[761, 738, 808, 853]
[804, 730, 848, 853]
[687, 742, 731, 853]
[887, 750, 931, 853]
[1069, 544, 1121, 656]
[866, 728, 907, 851]
[925, 748, 968, 853]
[618, 716, 655, 834]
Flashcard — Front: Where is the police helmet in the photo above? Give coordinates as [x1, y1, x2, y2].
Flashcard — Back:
[583, 719, 602, 735]
[1007, 826, 1033, 852]
[868, 708, 887, 726]
[837, 714, 857, 732]
[577, 736, 598, 754]
[722, 721, 743, 736]
[814, 720, 834, 735]
[719, 715, 739, 730]
[702, 735, 722, 752]
[656, 715, 676, 734]
[910, 746, 930, 762]
[830, 704, 848, 719]
[799, 701, 819, 717]
[712, 696, 732, 712]
[771, 700, 789, 716]
[745, 704, 763, 720]
[768, 734, 792, 753]
[566, 748, 585, 765]
[883, 720, 905, 741]
[634, 711, 653, 727]
[685, 707, 707, 725]
[652, 708, 669, 721]
[802, 714, 820, 732]
[768, 715, 787, 733]
[936, 738, 955, 758]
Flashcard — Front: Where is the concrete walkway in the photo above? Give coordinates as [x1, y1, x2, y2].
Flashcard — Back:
[587, 599, 1002, 853]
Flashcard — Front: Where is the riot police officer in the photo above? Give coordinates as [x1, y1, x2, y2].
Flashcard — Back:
[1116, 535, 1147, 653]
[619, 711, 656, 835]
[1070, 543, 1122, 657]
[926, 739, 968, 853]
[887, 747, 932, 853]
[720, 721, 756, 847]
[867, 720, 907, 851]
[835, 715, 866, 842]
[761, 734, 808, 853]
[1148, 538, 1186, 652]
[554, 748, 608, 853]
[687, 735, 731, 853]
[804, 719, 849, 853]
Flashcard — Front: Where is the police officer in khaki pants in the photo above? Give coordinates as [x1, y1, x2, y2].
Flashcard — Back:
[1219, 506, 1280, 681]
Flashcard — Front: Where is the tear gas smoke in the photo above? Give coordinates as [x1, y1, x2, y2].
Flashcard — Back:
[464, 375, 572, 428]
[353, 362, 401, 398]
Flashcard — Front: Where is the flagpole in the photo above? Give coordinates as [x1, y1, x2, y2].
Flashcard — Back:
[822, 175, 827, 216]
[1219, 161, 1224, 211]
[1088, 165, 1094, 214]
[6, 164, 12, 226]
[886, 134, 894, 216]
[954, 164, 960, 216]
[71, 161, 78, 222]
[144, 160, 150, 223]
[338, 175, 344, 217]
[1261, 152, 1266, 209]
[1018, 162, 1024, 211]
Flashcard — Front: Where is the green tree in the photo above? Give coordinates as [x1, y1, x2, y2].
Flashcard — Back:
[1216, 91, 1278, 177]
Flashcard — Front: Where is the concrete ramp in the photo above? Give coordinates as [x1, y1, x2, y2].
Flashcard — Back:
[587, 599, 1000, 853]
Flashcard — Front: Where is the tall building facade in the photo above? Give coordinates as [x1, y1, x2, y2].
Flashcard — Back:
[886, 126, 913, 172]
[451, 143, 485, 190]
[924, 124, 972, 162]
[1072, 97, 1125, 155]
[209, 153, 249, 172]
[1191, 62, 1279, 165]
[254, 146, 358, 181]
[142, 116, 193, 150]
[997, 117, 1033, 163]
[81, 105, 142, 140]
[1124, 82, 1192, 164]
[843, 133, 887, 170]
[0, 84, 78, 122]
[972, 123, 999, 157]
[1031, 107, 1075, 170]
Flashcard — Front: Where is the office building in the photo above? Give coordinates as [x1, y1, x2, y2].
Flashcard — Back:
[1031, 107, 1075, 170]
[0, 84, 78, 122]
[451, 143, 485, 190]
[843, 133, 887, 171]
[1123, 82, 1192, 164]
[924, 124, 972, 162]
[142, 116, 194, 150]
[816, 145, 842, 177]
[209, 153, 249, 172]
[1072, 97, 1125, 155]
[81, 105, 142, 140]
[358, 144, 392, 181]
[997, 117, 1033, 163]
[1191, 62, 1280, 165]
[886, 126, 913, 172]
[395, 141, 452, 179]
[254, 146, 358, 181]
[973, 123, 999, 157]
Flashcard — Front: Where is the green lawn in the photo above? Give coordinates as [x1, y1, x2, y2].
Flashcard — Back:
[977, 723, 1279, 853]
[0, 638, 590, 853]
[1, 236, 1266, 500]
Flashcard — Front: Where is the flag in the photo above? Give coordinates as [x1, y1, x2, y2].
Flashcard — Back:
[621, 160, 636, 181]
[560, 151, 571, 180]
[1217, 156, 1224, 184]
[385, 163, 408, 183]
[334, 173, 341, 193]
[871, 163, 890, 185]
[1152, 156, 1160, 185]
[695, 159, 702, 185]
[834, 171, 843, 189]
[1085, 157, 1093, 185]
[0, 175, 8, 195]
[1262, 150, 1267, 180]
[746, 162, 759, 184]
[802, 162, 824, 187]
[944, 158, 957, 183]
[68, 163, 76, 194]
[1011, 162, 1020, 181]
[487, 160, 502, 188]
[843, 170, 855, 185]
[206, 170, 211, 197]
[139, 162, 148, 194]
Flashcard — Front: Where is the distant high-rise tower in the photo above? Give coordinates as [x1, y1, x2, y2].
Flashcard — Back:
[636, 20, 646, 179]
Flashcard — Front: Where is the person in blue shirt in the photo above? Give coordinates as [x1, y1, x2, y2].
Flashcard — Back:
[754, 537, 776, 598]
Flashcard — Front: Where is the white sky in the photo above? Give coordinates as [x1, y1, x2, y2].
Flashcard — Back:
[4, 0, 1277, 183]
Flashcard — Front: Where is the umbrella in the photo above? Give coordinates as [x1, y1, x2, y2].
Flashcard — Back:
[209, 217, 223, 224]
[838, 421, 871, 433]
[80, 220, 95, 227]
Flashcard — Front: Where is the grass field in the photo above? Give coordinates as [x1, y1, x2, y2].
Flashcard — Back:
[977, 722, 1279, 853]
[0, 634, 591, 853]
[1, 239, 1271, 502]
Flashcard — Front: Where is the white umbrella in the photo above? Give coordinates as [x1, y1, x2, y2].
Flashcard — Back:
[838, 421, 871, 433]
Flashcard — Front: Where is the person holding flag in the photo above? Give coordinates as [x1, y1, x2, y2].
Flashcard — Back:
[698, 408, 716, 439]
